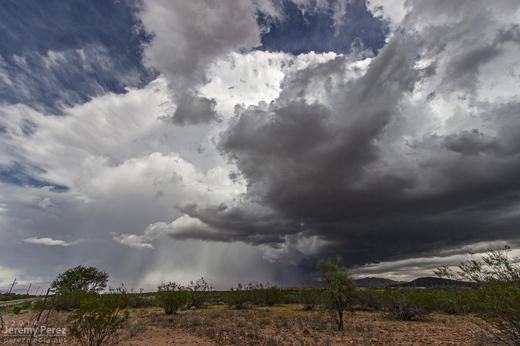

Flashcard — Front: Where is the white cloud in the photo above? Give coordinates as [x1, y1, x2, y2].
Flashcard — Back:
[140, 0, 261, 87]
[139, 0, 264, 125]
[366, 0, 408, 28]
[113, 234, 154, 249]
[23, 237, 76, 246]
[351, 240, 519, 281]
[200, 51, 293, 117]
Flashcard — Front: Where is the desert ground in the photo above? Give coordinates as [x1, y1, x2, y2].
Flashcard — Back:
[1, 304, 496, 345]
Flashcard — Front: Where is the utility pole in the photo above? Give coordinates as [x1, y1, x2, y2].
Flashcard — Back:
[35, 286, 40, 296]
[8, 278, 16, 294]
[26, 283, 32, 295]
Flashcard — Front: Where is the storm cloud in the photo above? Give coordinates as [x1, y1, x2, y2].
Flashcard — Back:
[144, 0, 520, 268]
[1, 0, 520, 292]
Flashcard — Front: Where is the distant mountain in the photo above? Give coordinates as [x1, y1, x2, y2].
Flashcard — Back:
[392, 277, 476, 288]
[355, 277, 406, 288]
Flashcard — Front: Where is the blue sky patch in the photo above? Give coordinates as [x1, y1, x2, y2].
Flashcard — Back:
[0, 0, 156, 114]
[0, 162, 68, 192]
[258, 0, 387, 55]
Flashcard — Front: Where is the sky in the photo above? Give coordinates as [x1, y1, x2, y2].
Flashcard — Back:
[1, 0, 520, 293]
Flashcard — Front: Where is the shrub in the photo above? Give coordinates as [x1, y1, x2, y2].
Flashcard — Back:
[156, 282, 188, 315]
[52, 289, 87, 311]
[51, 265, 108, 295]
[357, 288, 384, 311]
[435, 246, 520, 344]
[381, 288, 435, 320]
[262, 283, 285, 306]
[299, 283, 324, 311]
[247, 282, 284, 306]
[127, 294, 157, 309]
[428, 286, 476, 315]
[187, 277, 214, 308]
[317, 256, 357, 331]
[67, 288, 130, 346]
[227, 283, 252, 309]
[12, 305, 22, 314]
[126, 319, 147, 338]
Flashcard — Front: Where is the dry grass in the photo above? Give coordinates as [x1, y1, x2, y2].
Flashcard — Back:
[1, 304, 497, 345]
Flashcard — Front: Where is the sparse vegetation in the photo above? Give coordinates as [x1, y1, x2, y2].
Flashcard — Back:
[299, 282, 324, 311]
[5, 257, 515, 345]
[187, 277, 214, 308]
[381, 287, 436, 320]
[156, 282, 189, 315]
[227, 283, 253, 309]
[126, 319, 147, 337]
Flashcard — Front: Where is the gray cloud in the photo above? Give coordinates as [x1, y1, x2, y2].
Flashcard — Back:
[443, 129, 500, 156]
[139, 0, 262, 125]
[171, 95, 217, 126]
[163, 1, 520, 270]
[3, 0, 520, 293]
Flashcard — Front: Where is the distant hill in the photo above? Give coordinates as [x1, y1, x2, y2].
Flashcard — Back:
[392, 277, 476, 288]
[355, 277, 406, 288]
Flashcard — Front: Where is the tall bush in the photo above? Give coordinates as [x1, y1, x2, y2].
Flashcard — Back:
[51, 265, 108, 294]
[67, 287, 129, 346]
[435, 246, 520, 344]
[317, 256, 357, 331]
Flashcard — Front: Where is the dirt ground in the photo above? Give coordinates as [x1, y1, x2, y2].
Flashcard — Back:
[1, 305, 497, 345]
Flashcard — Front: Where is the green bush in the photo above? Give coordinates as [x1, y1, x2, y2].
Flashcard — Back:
[67, 288, 130, 346]
[187, 277, 214, 308]
[156, 282, 188, 315]
[127, 294, 157, 309]
[0, 294, 17, 302]
[227, 283, 253, 309]
[299, 285, 324, 311]
[0, 293, 33, 302]
[12, 305, 22, 314]
[381, 288, 436, 320]
[427, 286, 477, 315]
[246, 282, 285, 306]
[261, 283, 285, 306]
[52, 289, 87, 311]
[51, 265, 108, 295]
[357, 288, 384, 311]
[318, 256, 357, 331]
[435, 246, 520, 344]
